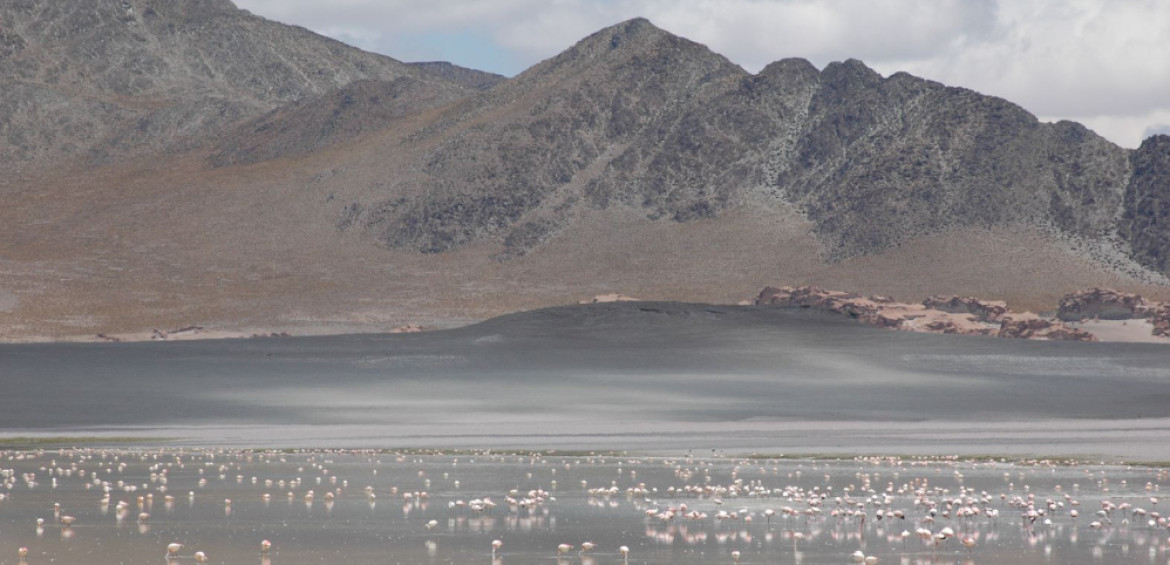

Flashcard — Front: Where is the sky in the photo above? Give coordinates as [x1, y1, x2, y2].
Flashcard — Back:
[234, 0, 1170, 148]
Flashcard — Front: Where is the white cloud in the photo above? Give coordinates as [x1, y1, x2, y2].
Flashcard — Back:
[234, 0, 1170, 148]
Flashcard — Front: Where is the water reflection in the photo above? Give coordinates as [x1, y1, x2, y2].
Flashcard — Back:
[0, 449, 1167, 564]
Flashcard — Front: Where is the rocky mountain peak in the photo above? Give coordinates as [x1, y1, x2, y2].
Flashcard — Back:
[819, 58, 884, 90]
[513, 17, 740, 85]
[588, 17, 668, 47]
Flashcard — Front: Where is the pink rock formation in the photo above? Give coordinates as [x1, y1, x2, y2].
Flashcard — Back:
[996, 313, 1096, 341]
[756, 286, 994, 336]
[389, 323, 424, 334]
[922, 295, 1008, 322]
[755, 285, 1097, 341]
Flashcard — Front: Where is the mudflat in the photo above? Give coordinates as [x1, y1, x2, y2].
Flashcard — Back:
[4, 303, 1169, 460]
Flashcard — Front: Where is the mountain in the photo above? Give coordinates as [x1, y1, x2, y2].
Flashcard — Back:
[0, 0, 467, 175]
[360, 24, 1132, 260]
[408, 61, 507, 91]
[378, 18, 750, 254]
[0, 10, 1168, 341]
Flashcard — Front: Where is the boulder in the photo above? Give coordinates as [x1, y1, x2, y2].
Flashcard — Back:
[389, 323, 424, 333]
[998, 313, 1096, 341]
[1056, 288, 1150, 321]
[922, 295, 1008, 322]
[1153, 305, 1170, 338]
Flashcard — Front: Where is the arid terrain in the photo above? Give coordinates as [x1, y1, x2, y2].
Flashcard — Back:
[2, 2, 1169, 341]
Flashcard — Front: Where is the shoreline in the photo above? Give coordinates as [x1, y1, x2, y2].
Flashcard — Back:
[4, 417, 1170, 463]
[5, 300, 1170, 346]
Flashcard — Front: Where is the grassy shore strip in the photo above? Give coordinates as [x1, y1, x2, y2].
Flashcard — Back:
[0, 436, 174, 449]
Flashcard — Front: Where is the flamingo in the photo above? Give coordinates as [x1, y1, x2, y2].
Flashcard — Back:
[260, 539, 272, 554]
[166, 543, 183, 559]
[491, 539, 502, 559]
[620, 545, 630, 562]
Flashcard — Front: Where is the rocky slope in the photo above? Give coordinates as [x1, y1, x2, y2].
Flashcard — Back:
[0, 0, 466, 175]
[1119, 135, 1170, 274]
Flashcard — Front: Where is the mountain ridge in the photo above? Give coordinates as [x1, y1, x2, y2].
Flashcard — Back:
[0, 0, 467, 175]
[0, 11, 1168, 341]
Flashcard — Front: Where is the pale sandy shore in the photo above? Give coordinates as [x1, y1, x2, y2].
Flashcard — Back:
[23, 291, 1170, 345]
[24, 314, 1170, 345]
[1068, 318, 1170, 343]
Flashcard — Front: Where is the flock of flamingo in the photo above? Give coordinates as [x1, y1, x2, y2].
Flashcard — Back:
[1, 448, 1167, 564]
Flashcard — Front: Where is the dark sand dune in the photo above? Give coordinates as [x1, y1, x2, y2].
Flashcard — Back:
[4, 303, 1169, 459]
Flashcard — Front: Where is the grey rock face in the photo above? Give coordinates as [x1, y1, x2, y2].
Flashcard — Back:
[769, 63, 1129, 258]
[0, 0, 440, 173]
[210, 77, 470, 167]
[1119, 135, 1170, 272]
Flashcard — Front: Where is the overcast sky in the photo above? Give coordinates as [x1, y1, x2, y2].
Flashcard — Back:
[234, 0, 1170, 148]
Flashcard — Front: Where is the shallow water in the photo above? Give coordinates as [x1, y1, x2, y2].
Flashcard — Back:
[1, 449, 1168, 565]
[3, 303, 1170, 460]
[4, 303, 1170, 563]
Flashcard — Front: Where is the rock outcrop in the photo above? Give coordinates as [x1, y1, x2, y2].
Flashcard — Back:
[757, 285, 1097, 341]
[1153, 306, 1170, 338]
[756, 286, 900, 326]
[389, 323, 424, 333]
[922, 296, 1008, 322]
[1056, 288, 1152, 321]
[997, 313, 1096, 341]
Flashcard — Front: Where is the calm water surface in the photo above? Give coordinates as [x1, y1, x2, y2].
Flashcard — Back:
[1, 449, 1167, 565]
